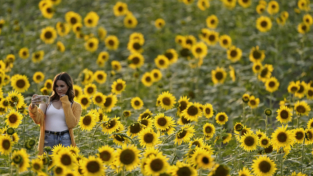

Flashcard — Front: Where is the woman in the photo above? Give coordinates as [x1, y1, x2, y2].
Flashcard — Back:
[29, 72, 82, 155]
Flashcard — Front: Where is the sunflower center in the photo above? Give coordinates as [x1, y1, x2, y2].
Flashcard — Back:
[260, 68, 268, 77]
[2, 139, 10, 150]
[177, 166, 192, 176]
[60, 154, 72, 166]
[150, 159, 163, 172]
[9, 114, 18, 123]
[159, 59, 165, 66]
[241, 129, 247, 136]
[145, 76, 151, 82]
[33, 163, 40, 170]
[144, 133, 154, 143]
[130, 123, 141, 133]
[120, 149, 135, 165]
[141, 112, 151, 119]
[157, 118, 167, 126]
[16, 80, 26, 88]
[269, 81, 275, 87]
[165, 52, 173, 60]
[128, 19, 132, 24]
[244, 136, 255, 146]
[132, 57, 140, 64]
[181, 116, 191, 124]
[187, 106, 198, 116]
[97, 74, 103, 80]
[307, 89, 313, 96]
[252, 50, 261, 59]
[134, 100, 140, 106]
[88, 42, 94, 48]
[207, 34, 215, 42]
[114, 135, 125, 142]
[250, 100, 256, 106]
[222, 39, 228, 45]
[180, 48, 190, 57]
[87, 87, 94, 94]
[291, 86, 298, 92]
[202, 156, 209, 164]
[81, 97, 88, 105]
[192, 141, 200, 147]
[133, 43, 141, 50]
[55, 167, 63, 174]
[230, 50, 237, 57]
[87, 19, 92, 24]
[296, 132, 304, 140]
[186, 39, 192, 45]
[83, 115, 91, 125]
[86, 161, 100, 173]
[44, 31, 52, 39]
[218, 115, 225, 122]
[195, 47, 202, 54]
[108, 40, 114, 46]
[36, 75, 42, 80]
[235, 124, 243, 131]
[297, 85, 304, 93]
[277, 132, 287, 142]
[95, 96, 102, 103]
[107, 119, 116, 129]
[261, 139, 268, 145]
[255, 65, 261, 70]
[179, 101, 187, 112]
[162, 97, 171, 106]
[296, 105, 305, 113]
[260, 21, 268, 28]
[210, 19, 215, 24]
[104, 97, 112, 107]
[115, 83, 124, 91]
[215, 71, 223, 80]
[177, 130, 187, 139]
[214, 165, 229, 176]
[118, 6, 123, 12]
[259, 161, 271, 172]
[140, 119, 148, 126]
[280, 110, 288, 119]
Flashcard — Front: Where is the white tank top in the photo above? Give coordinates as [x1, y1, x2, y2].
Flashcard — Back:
[45, 103, 69, 131]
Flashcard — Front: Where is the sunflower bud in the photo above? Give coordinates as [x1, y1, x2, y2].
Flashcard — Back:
[24, 141, 32, 150]
[28, 139, 36, 146]
[44, 146, 52, 153]
[42, 155, 49, 165]
[110, 71, 115, 77]
[158, 83, 163, 89]
[123, 110, 131, 117]
[7, 127, 15, 135]
[133, 72, 139, 78]
[166, 72, 172, 79]
[12, 154, 23, 164]
[264, 108, 272, 116]
[242, 94, 250, 103]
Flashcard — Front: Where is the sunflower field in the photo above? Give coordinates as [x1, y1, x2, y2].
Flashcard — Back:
[0, 0, 313, 175]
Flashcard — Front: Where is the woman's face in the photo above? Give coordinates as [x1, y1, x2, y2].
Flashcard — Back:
[55, 80, 69, 97]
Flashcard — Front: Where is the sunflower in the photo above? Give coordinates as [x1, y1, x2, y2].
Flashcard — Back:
[56, 41, 65, 52]
[240, 132, 258, 152]
[276, 106, 292, 124]
[111, 79, 126, 94]
[267, 1, 279, 15]
[175, 35, 185, 46]
[83, 84, 97, 97]
[176, 96, 189, 115]
[111, 60, 122, 72]
[84, 37, 99, 52]
[128, 53, 144, 69]
[252, 155, 277, 176]
[206, 15, 218, 29]
[306, 87, 313, 100]
[238, 0, 251, 8]
[103, 94, 117, 112]
[65, 11, 81, 26]
[129, 32, 145, 44]
[31, 158, 43, 173]
[81, 156, 104, 176]
[175, 125, 195, 145]
[11, 74, 30, 93]
[54, 148, 77, 169]
[54, 165, 65, 176]
[307, 118, 313, 129]
[212, 67, 227, 85]
[248, 95, 260, 109]
[8, 90, 24, 109]
[102, 117, 121, 134]
[256, 16, 272, 32]
[182, 102, 202, 121]
[258, 64, 273, 82]
[127, 39, 143, 53]
[6, 109, 23, 128]
[131, 97, 144, 110]
[11, 148, 30, 173]
[303, 14, 313, 25]
[294, 81, 307, 98]
[197, 0, 210, 10]
[79, 112, 96, 131]
[191, 42, 207, 59]
[92, 92, 105, 107]
[287, 81, 299, 94]
[227, 46, 242, 62]
[293, 128, 305, 144]
[239, 167, 252, 176]
[112, 134, 131, 146]
[40, 26, 57, 44]
[138, 109, 153, 120]
[229, 66, 236, 81]
[271, 125, 294, 150]
[97, 145, 115, 165]
[123, 110, 131, 118]
[215, 112, 228, 125]
[18, 47, 29, 59]
[297, 23, 310, 34]
[32, 72, 45, 84]
[96, 27, 107, 40]
[265, 77, 280, 93]
[155, 18, 165, 29]
[11, 133, 19, 144]
[222, 133, 232, 144]
[294, 101, 311, 116]
[140, 72, 153, 87]
[84, 11, 99, 27]
[155, 55, 169, 69]
[113, 1, 128, 16]
[56, 22, 70, 36]
[305, 129, 313, 144]
[115, 144, 141, 171]
[40, 4, 54, 19]
[259, 136, 271, 148]
[124, 14, 138, 28]
[157, 91, 176, 110]
[138, 128, 160, 148]
[276, 16, 286, 26]
[0, 135, 12, 155]
[218, 35, 232, 49]
[154, 113, 174, 131]
[78, 95, 91, 110]
[170, 161, 196, 176]
[249, 46, 265, 63]
[32, 50, 45, 63]
[93, 71, 107, 84]
[105, 35, 119, 50]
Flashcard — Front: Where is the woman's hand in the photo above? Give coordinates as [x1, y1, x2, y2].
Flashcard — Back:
[31, 94, 40, 108]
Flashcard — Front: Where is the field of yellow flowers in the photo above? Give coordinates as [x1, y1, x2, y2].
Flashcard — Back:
[0, 0, 313, 175]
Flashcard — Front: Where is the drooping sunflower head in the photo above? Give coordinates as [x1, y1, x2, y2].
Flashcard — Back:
[307, 118, 313, 129]
[188, 137, 204, 149]
[127, 122, 143, 138]
[102, 116, 121, 134]
[139, 109, 153, 121]
[234, 122, 243, 133]
[175, 125, 195, 145]
[209, 164, 230, 176]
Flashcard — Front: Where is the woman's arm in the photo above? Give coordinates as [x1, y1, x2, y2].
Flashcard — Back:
[28, 104, 45, 125]
[60, 95, 82, 129]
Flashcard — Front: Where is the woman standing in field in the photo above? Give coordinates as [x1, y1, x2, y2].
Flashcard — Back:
[28, 72, 82, 155]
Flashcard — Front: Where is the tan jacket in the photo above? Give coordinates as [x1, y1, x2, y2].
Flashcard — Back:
[28, 95, 82, 155]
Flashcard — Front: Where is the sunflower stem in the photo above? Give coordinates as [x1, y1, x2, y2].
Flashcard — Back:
[198, 168, 202, 176]
[280, 148, 283, 176]
[122, 165, 125, 176]
[265, 115, 268, 136]
[297, 115, 300, 128]
[300, 137, 305, 172]
[171, 154, 177, 165]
